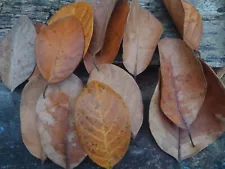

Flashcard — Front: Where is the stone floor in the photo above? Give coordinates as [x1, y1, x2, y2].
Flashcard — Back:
[0, 63, 225, 169]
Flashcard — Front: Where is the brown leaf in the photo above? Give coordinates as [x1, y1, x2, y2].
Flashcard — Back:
[86, 0, 118, 56]
[34, 22, 47, 34]
[149, 59, 225, 161]
[163, 0, 203, 50]
[0, 16, 36, 91]
[159, 38, 207, 129]
[36, 74, 86, 168]
[35, 16, 84, 84]
[75, 81, 131, 169]
[88, 64, 143, 138]
[20, 73, 47, 160]
[48, 2, 93, 55]
[84, 0, 129, 73]
[123, 0, 163, 76]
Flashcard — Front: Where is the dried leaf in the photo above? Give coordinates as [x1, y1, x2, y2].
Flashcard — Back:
[75, 81, 131, 169]
[36, 74, 86, 168]
[48, 2, 93, 55]
[35, 16, 84, 84]
[88, 64, 143, 138]
[159, 38, 207, 129]
[0, 16, 36, 91]
[84, 0, 129, 73]
[149, 59, 225, 161]
[86, 0, 118, 56]
[163, 0, 203, 50]
[123, 0, 163, 76]
[20, 73, 47, 160]
[34, 22, 47, 34]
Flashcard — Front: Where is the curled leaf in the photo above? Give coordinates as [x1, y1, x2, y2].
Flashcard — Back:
[35, 16, 84, 84]
[163, 0, 203, 50]
[0, 16, 36, 91]
[36, 74, 86, 168]
[48, 2, 93, 55]
[159, 38, 207, 129]
[75, 81, 131, 169]
[88, 64, 143, 138]
[20, 73, 47, 160]
[123, 0, 163, 76]
[149, 59, 225, 161]
[84, 0, 129, 72]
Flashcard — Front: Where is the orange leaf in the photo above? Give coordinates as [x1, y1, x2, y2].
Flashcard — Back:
[84, 0, 129, 73]
[149, 59, 225, 161]
[20, 74, 47, 161]
[48, 2, 93, 55]
[86, 0, 118, 56]
[36, 74, 86, 168]
[158, 38, 207, 129]
[123, 0, 163, 76]
[88, 64, 143, 138]
[35, 16, 84, 84]
[163, 0, 203, 50]
[75, 81, 131, 169]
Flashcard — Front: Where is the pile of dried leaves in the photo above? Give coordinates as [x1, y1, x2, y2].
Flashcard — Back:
[0, 0, 225, 168]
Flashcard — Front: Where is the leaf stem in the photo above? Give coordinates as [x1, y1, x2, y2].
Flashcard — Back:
[188, 131, 195, 147]
[183, 120, 195, 147]
[177, 127, 181, 162]
[41, 151, 45, 165]
[194, 50, 201, 58]
[29, 64, 37, 79]
[43, 85, 48, 99]
[93, 54, 99, 71]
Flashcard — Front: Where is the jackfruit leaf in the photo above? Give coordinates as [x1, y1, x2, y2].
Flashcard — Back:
[0, 16, 36, 91]
[75, 81, 131, 169]
[35, 16, 84, 84]
[36, 74, 86, 168]
[149, 59, 225, 161]
[88, 64, 143, 138]
[123, 0, 163, 76]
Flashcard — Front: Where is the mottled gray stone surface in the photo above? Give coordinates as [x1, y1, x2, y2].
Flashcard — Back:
[0, 0, 225, 169]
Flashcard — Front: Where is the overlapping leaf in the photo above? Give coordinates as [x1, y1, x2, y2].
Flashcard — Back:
[48, 2, 93, 55]
[35, 16, 84, 83]
[123, 0, 163, 76]
[36, 74, 86, 168]
[75, 81, 131, 169]
[0, 16, 36, 91]
[88, 64, 143, 138]
[149, 59, 225, 161]
[87, 0, 118, 55]
[84, 0, 129, 72]
[84, 0, 118, 73]
[163, 0, 203, 50]
[20, 71, 47, 160]
[158, 38, 207, 129]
